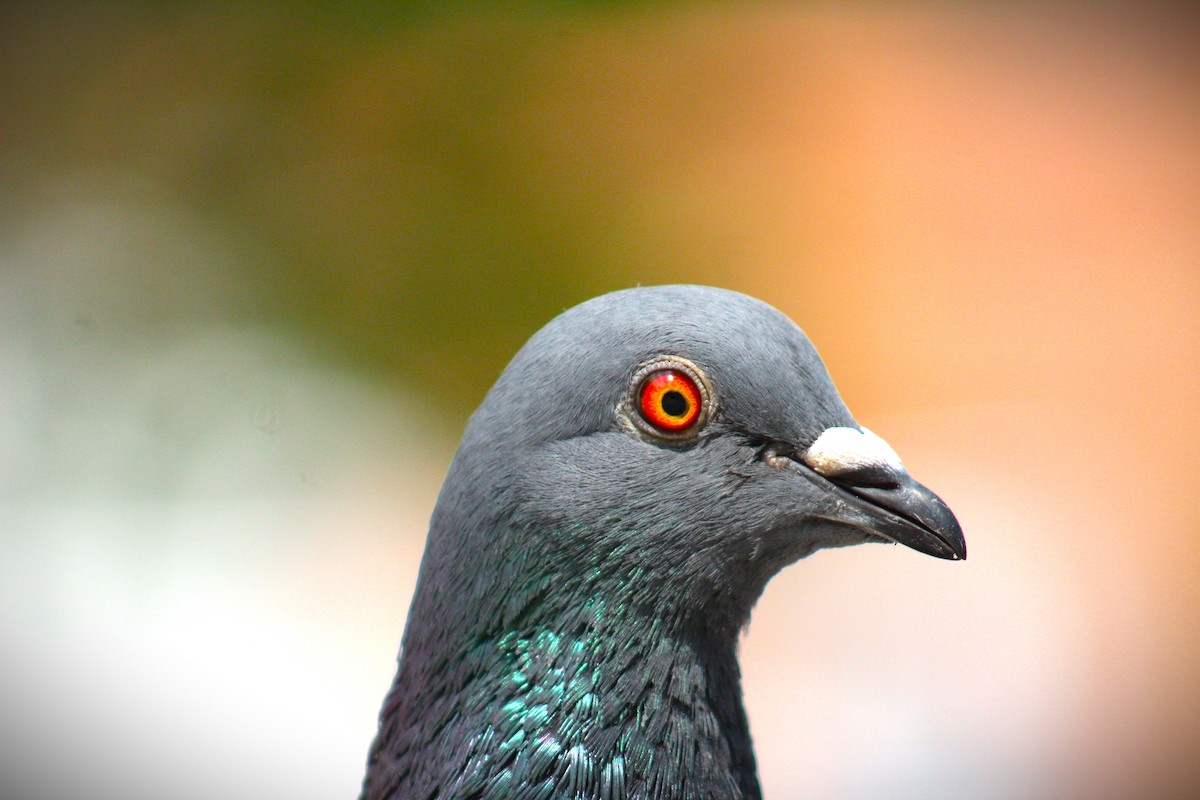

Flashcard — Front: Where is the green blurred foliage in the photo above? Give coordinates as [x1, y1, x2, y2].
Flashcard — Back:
[0, 1, 723, 422]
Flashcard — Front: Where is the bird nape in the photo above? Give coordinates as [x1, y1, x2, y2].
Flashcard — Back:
[361, 285, 965, 800]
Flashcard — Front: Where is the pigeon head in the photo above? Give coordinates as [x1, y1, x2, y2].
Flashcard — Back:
[421, 284, 963, 639]
[364, 284, 964, 800]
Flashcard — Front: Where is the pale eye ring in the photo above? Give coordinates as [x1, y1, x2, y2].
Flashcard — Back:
[624, 356, 713, 441]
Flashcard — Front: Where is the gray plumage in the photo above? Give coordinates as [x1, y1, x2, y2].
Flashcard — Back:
[362, 285, 964, 800]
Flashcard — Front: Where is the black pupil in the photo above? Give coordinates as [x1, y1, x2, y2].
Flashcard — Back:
[661, 390, 688, 417]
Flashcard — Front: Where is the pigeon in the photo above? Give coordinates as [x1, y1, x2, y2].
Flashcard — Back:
[361, 285, 965, 800]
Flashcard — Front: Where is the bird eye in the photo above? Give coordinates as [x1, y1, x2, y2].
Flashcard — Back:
[626, 356, 712, 441]
[639, 369, 702, 432]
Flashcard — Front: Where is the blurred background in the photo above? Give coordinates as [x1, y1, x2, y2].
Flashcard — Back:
[1, 2, 1197, 799]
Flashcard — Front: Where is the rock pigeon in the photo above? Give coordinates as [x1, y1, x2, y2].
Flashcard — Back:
[361, 285, 965, 800]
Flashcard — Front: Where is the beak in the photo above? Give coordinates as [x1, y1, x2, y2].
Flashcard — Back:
[798, 427, 966, 561]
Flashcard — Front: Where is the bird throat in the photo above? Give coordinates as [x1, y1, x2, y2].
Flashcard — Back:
[367, 597, 763, 800]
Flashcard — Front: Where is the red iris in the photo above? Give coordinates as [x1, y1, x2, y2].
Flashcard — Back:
[638, 369, 703, 432]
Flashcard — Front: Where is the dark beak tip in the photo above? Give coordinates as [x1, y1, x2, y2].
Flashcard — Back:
[948, 521, 968, 561]
[938, 522, 968, 562]
[838, 475, 967, 563]
[927, 517, 967, 561]
[916, 536, 966, 561]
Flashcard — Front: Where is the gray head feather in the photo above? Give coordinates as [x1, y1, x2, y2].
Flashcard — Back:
[362, 284, 964, 800]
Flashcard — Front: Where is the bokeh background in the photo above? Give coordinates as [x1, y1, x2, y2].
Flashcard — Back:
[2, 2, 1197, 799]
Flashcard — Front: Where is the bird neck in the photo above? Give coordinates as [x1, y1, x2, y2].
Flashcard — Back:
[370, 599, 762, 800]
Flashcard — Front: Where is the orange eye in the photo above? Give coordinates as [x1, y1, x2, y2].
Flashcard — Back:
[638, 368, 703, 432]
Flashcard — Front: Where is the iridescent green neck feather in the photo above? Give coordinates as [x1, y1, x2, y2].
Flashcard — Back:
[366, 548, 762, 800]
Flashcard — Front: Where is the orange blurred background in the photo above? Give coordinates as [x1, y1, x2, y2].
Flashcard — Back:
[1, 3, 1197, 799]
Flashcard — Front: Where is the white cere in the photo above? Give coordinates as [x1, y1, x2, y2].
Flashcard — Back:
[801, 426, 904, 478]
